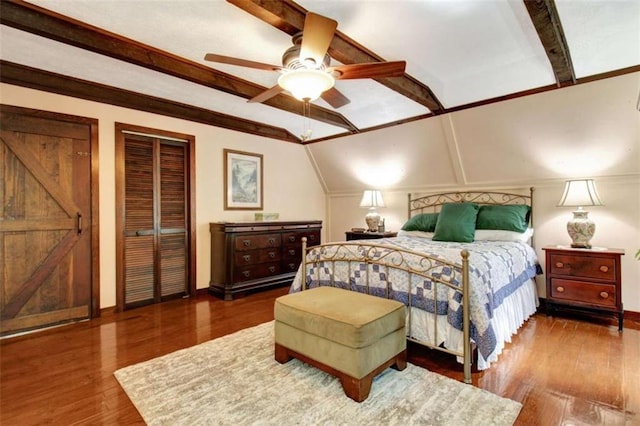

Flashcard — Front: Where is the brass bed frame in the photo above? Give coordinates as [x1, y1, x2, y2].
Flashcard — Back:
[299, 189, 534, 384]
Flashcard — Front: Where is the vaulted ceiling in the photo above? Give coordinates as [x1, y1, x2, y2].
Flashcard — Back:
[1, 0, 638, 144]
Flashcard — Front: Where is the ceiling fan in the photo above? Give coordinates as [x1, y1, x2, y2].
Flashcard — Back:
[204, 12, 406, 109]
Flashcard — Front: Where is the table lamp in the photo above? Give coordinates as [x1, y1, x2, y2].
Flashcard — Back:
[359, 190, 385, 232]
[557, 179, 603, 249]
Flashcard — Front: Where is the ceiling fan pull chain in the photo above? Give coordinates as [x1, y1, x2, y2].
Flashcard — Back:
[301, 101, 312, 141]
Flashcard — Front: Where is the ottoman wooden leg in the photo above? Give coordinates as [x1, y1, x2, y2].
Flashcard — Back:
[340, 374, 373, 403]
[274, 343, 293, 364]
[391, 349, 407, 371]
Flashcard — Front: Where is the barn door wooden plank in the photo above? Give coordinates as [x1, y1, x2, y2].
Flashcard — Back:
[1, 230, 79, 319]
[0, 132, 82, 218]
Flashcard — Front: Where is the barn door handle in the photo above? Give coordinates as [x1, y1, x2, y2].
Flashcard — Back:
[77, 213, 83, 235]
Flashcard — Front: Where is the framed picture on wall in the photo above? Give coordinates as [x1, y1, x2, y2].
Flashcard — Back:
[224, 149, 263, 210]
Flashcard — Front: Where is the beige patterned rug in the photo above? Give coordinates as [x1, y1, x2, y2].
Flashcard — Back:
[114, 321, 521, 425]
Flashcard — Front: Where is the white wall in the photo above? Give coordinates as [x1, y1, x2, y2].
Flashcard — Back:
[0, 84, 327, 309]
[310, 73, 640, 312]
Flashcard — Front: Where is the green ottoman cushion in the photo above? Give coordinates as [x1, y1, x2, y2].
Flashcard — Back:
[274, 286, 405, 348]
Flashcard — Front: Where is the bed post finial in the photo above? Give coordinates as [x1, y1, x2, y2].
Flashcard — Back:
[460, 249, 472, 384]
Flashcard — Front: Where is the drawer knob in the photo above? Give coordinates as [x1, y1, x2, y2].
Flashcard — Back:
[308, 235, 316, 241]
[289, 236, 296, 242]
[600, 291, 609, 299]
[243, 255, 251, 262]
[269, 252, 275, 258]
[242, 271, 250, 278]
[289, 249, 295, 256]
[242, 240, 251, 247]
[599, 265, 609, 273]
[555, 262, 564, 268]
[556, 286, 565, 293]
[268, 266, 276, 273]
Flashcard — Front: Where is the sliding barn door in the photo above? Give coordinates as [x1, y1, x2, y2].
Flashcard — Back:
[116, 125, 195, 310]
[0, 105, 98, 336]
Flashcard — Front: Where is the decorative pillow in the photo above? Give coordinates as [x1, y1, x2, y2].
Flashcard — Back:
[397, 229, 434, 239]
[401, 213, 439, 233]
[476, 205, 531, 233]
[432, 203, 479, 242]
[474, 228, 534, 242]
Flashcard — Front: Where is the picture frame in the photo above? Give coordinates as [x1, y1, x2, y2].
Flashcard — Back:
[223, 149, 263, 210]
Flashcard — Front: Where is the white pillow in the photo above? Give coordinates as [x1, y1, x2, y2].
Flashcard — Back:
[474, 228, 534, 242]
[397, 229, 434, 239]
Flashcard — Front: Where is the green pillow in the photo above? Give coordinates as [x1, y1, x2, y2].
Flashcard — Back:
[432, 203, 479, 243]
[401, 213, 439, 232]
[476, 205, 531, 233]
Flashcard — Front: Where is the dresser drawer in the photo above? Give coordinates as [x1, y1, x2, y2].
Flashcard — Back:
[282, 230, 320, 247]
[281, 259, 301, 273]
[233, 248, 280, 266]
[234, 233, 281, 251]
[550, 278, 616, 308]
[233, 262, 281, 283]
[549, 254, 616, 282]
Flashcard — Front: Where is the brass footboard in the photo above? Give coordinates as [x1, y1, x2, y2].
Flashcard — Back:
[300, 237, 472, 384]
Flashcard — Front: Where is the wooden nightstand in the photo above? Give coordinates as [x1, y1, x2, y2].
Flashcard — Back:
[542, 246, 625, 330]
[345, 231, 397, 241]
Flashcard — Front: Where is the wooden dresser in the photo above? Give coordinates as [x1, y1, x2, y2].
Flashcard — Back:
[543, 246, 625, 330]
[209, 220, 322, 300]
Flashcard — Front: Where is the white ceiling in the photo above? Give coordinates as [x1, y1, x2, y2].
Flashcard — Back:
[1, 0, 638, 142]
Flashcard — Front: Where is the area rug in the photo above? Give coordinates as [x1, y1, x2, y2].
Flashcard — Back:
[114, 321, 522, 425]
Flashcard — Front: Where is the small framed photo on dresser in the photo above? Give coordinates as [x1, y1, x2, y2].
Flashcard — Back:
[223, 149, 263, 210]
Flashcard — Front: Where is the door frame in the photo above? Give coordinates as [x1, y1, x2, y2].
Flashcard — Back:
[0, 104, 101, 319]
[114, 123, 196, 311]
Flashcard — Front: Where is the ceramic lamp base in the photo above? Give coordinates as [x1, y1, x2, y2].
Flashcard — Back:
[364, 210, 380, 232]
[567, 209, 595, 249]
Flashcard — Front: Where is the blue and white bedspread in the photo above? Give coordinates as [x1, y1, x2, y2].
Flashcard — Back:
[290, 236, 539, 367]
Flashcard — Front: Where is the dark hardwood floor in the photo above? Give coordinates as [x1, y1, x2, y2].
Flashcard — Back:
[1, 287, 638, 425]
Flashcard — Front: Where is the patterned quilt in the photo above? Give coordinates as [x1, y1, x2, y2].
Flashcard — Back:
[290, 236, 539, 360]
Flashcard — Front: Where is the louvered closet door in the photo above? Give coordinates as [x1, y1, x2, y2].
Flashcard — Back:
[123, 135, 188, 308]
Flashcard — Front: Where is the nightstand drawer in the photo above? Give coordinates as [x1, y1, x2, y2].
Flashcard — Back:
[550, 278, 616, 308]
[549, 254, 616, 282]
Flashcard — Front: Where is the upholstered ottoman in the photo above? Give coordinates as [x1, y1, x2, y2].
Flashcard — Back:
[274, 286, 407, 402]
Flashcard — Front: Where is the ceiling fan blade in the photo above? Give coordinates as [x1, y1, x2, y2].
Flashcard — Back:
[248, 85, 285, 104]
[321, 87, 350, 109]
[299, 12, 337, 67]
[330, 61, 406, 80]
[204, 53, 281, 71]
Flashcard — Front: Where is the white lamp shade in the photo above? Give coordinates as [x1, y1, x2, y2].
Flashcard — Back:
[557, 179, 603, 207]
[359, 190, 385, 208]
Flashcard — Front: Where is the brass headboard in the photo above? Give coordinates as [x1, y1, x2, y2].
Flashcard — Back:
[408, 187, 535, 226]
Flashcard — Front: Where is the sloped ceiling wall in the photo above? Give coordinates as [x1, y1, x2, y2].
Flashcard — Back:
[307, 72, 640, 193]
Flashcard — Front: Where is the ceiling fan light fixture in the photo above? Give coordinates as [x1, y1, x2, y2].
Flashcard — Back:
[278, 69, 335, 102]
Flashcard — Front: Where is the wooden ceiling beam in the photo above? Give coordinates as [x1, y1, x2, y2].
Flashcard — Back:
[0, 0, 357, 133]
[0, 61, 301, 143]
[524, 0, 576, 86]
[228, 0, 445, 113]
